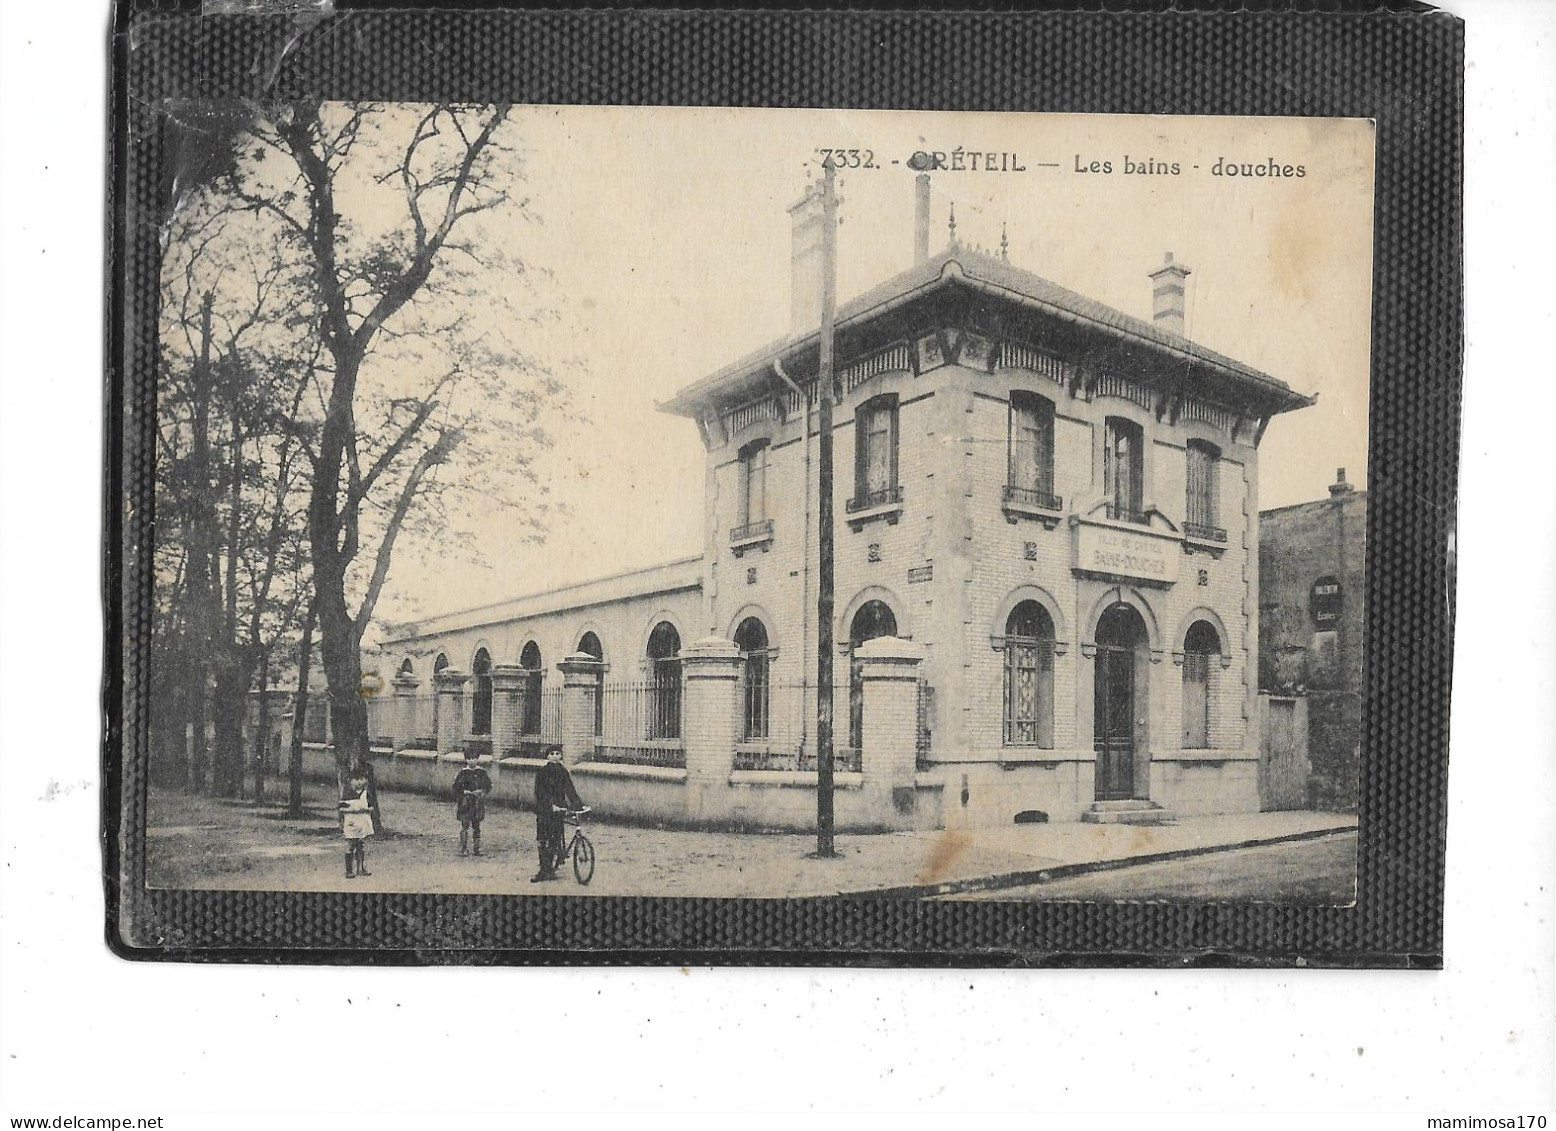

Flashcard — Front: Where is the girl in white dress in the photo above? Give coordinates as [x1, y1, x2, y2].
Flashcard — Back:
[339, 770, 374, 878]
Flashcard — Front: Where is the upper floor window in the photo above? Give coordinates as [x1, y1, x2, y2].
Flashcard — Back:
[852, 394, 900, 509]
[1185, 440, 1224, 542]
[1103, 416, 1145, 524]
[1007, 392, 1058, 509]
[739, 440, 768, 526]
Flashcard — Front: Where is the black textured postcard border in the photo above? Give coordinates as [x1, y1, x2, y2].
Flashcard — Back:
[106, 2, 1462, 967]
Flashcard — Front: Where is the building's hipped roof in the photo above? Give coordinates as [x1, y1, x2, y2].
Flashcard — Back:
[659, 245, 1313, 418]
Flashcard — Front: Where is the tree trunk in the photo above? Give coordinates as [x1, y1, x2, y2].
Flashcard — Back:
[286, 598, 316, 819]
[184, 293, 217, 794]
[210, 654, 246, 798]
[252, 654, 271, 805]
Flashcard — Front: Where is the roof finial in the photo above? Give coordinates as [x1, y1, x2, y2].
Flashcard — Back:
[948, 202, 958, 248]
[1000, 222, 1010, 262]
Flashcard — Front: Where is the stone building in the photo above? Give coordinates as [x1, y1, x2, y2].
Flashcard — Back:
[1258, 470, 1367, 811]
[365, 176, 1314, 830]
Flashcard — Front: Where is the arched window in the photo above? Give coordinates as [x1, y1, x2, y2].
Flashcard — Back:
[1008, 391, 1057, 508]
[1103, 416, 1145, 524]
[734, 617, 772, 741]
[847, 600, 898, 751]
[646, 622, 682, 741]
[577, 633, 604, 736]
[1185, 440, 1222, 541]
[398, 658, 414, 676]
[1003, 601, 1055, 748]
[519, 641, 543, 735]
[470, 648, 493, 736]
[1182, 620, 1221, 748]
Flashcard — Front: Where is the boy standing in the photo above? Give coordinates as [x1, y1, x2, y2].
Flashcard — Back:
[532, 746, 582, 882]
[451, 748, 492, 857]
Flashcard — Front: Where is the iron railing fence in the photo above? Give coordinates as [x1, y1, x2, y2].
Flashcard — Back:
[507, 686, 564, 757]
[732, 679, 862, 772]
[916, 679, 935, 769]
[589, 680, 686, 768]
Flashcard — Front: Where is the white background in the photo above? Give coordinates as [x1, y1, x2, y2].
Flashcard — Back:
[1, 2, 1550, 1126]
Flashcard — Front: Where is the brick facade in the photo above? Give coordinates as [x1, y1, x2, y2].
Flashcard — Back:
[380, 226, 1311, 828]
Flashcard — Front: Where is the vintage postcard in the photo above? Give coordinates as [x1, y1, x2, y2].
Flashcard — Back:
[135, 105, 1373, 903]
[107, 0, 1460, 966]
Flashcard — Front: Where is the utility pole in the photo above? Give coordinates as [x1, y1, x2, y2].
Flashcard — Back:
[815, 158, 839, 858]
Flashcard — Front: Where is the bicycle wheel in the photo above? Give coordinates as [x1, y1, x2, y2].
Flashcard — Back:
[572, 832, 595, 885]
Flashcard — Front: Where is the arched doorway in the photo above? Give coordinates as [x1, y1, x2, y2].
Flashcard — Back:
[847, 600, 898, 752]
[1094, 602, 1148, 800]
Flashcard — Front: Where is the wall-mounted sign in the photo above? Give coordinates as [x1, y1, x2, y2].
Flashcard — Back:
[1310, 575, 1343, 628]
[1072, 520, 1179, 586]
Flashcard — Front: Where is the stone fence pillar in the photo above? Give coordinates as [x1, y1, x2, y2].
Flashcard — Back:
[556, 653, 604, 766]
[490, 664, 526, 756]
[434, 669, 469, 755]
[681, 636, 741, 821]
[856, 636, 925, 792]
[392, 673, 420, 750]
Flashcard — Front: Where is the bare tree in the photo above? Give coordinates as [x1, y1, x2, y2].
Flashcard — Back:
[219, 101, 568, 779]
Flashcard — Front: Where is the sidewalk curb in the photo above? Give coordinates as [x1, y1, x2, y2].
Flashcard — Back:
[838, 822, 1359, 900]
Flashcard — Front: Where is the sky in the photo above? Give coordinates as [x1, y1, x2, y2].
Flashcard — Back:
[364, 107, 1376, 626]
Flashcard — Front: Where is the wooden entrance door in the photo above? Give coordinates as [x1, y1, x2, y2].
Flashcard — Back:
[1094, 645, 1136, 800]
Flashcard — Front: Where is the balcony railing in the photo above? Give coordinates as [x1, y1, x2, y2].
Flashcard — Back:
[1002, 484, 1063, 511]
[730, 517, 774, 542]
[846, 485, 903, 513]
[1183, 521, 1227, 543]
[1104, 503, 1150, 525]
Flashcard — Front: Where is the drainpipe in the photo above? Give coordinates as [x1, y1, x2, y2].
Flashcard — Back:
[776, 356, 812, 752]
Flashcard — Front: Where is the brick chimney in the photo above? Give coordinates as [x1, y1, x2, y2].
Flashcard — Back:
[1147, 252, 1191, 336]
[914, 173, 931, 266]
[1328, 468, 1355, 497]
[788, 180, 825, 333]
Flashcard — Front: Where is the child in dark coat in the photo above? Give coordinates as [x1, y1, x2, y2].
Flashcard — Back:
[451, 749, 492, 857]
[532, 746, 583, 882]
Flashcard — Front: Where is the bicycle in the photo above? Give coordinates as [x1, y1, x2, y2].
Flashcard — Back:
[554, 806, 595, 885]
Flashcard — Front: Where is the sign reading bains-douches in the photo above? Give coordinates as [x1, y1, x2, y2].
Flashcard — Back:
[1072, 519, 1180, 586]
